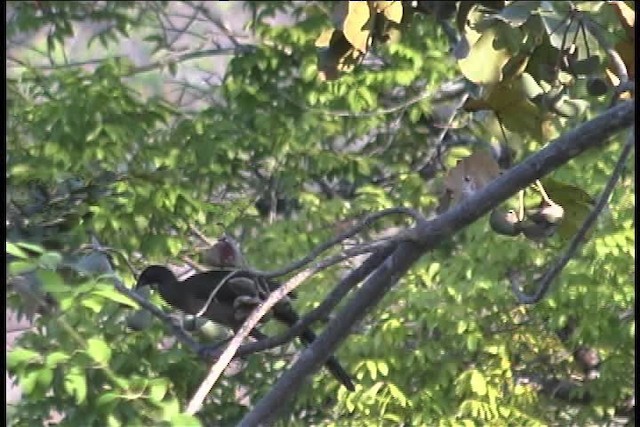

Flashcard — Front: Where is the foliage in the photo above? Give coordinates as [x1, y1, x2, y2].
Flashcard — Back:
[6, 1, 634, 426]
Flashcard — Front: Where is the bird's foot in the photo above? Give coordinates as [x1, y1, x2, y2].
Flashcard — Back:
[197, 339, 230, 359]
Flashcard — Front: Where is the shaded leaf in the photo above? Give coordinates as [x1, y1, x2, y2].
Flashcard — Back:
[491, 1, 540, 27]
[373, 1, 403, 24]
[464, 75, 548, 141]
[540, 178, 594, 240]
[36, 270, 67, 293]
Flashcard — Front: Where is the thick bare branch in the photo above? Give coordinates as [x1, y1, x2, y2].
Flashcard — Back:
[239, 101, 634, 425]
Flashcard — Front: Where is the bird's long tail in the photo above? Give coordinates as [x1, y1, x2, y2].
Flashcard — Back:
[275, 306, 355, 391]
[298, 328, 356, 392]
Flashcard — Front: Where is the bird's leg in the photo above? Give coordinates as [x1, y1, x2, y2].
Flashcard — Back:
[233, 295, 273, 323]
[198, 329, 269, 360]
[198, 337, 232, 359]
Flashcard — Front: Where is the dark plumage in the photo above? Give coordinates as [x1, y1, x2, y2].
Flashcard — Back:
[136, 265, 355, 391]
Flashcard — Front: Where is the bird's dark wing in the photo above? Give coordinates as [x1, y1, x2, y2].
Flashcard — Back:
[173, 268, 355, 390]
[182, 270, 260, 304]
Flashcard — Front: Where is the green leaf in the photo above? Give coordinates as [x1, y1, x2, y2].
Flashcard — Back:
[148, 379, 169, 403]
[36, 270, 68, 293]
[377, 360, 389, 377]
[38, 252, 63, 269]
[6, 242, 29, 259]
[466, 334, 479, 352]
[92, 285, 139, 309]
[20, 370, 40, 395]
[366, 360, 378, 380]
[8, 347, 41, 368]
[161, 397, 181, 420]
[65, 369, 88, 404]
[37, 368, 53, 388]
[86, 337, 112, 364]
[9, 260, 37, 275]
[386, 383, 408, 407]
[81, 297, 104, 313]
[16, 242, 45, 254]
[96, 392, 121, 409]
[45, 351, 71, 368]
[170, 413, 202, 427]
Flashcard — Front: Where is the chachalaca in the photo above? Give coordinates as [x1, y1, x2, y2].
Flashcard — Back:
[136, 265, 355, 391]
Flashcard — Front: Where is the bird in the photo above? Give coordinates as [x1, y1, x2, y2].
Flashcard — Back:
[136, 264, 356, 391]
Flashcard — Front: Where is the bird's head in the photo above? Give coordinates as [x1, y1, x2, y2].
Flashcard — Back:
[135, 265, 177, 289]
[202, 235, 245, 268]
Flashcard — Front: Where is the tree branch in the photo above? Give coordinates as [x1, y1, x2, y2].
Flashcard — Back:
[250, 207, 425, 279]
[239, 100, 634, 425]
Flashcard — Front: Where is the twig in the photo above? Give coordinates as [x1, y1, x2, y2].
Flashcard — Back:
[283, 88, 433, 118]
[583, 16, 628, 85]
[111, 277, 201, 352]
[511, 129, 635, 304]
[188, 224, 216, 246]
[180, 255, 207, 272]
[194, 270, 245, 317]
[415, 91, 469, 175]
[190, 1, 244, 48]
[245, 207, 426, 279]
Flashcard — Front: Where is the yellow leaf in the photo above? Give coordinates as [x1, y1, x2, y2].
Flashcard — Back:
[458, 27, 512, 84]
[342, 1, 372, 53]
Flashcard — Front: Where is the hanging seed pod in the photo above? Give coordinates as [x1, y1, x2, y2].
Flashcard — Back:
[526, 201, 565, 225]
[489, 209, 522, 236]
[520, 219, 558, 242]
